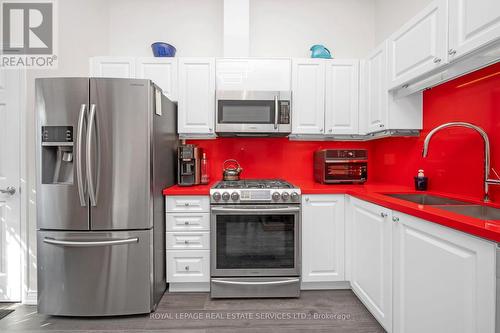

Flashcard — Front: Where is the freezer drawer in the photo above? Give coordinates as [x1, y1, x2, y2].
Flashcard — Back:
[37, 230, 153, 316]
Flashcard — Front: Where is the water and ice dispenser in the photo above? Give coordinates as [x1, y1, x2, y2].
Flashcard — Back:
[41, 126, 74, 184]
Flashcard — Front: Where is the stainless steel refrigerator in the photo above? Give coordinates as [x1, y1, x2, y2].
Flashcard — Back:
[35, 78, 178, 316]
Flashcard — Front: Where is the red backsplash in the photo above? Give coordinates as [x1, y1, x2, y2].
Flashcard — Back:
[187, 138, 371, 183]
[372, 62, 500, 202]
[189, 61, 500, 202]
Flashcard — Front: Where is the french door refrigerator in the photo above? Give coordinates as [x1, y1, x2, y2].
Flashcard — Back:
[35, 78, 178, 316]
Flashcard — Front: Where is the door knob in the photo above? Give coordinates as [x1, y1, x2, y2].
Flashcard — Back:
[0, 186, 16, 195]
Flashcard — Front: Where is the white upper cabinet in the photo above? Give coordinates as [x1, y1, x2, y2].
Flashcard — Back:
[216, 58, 291, 91]
[136, 58, 178, 101]
[449, 0, 500, 60]
[360, 44, 389, 134]
[301, 195, 345, 287]
[324, 60, 359, 135]
[90, 57, 136, 78]
[393, 212, 496, 333]
[387, 0, 448, 90]
[178, 58, 216, 136]
[291, 59, 326, 135]
[348, 197, 392, 332]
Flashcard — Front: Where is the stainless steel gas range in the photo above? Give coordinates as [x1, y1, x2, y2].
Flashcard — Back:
[210, 179, 301, 298]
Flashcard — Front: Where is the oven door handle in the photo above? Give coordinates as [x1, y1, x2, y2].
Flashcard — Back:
[211, 206, 300, 213]
[211, 278, 300, 286]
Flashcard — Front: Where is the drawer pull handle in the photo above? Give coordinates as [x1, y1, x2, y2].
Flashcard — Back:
[185, 266, 190, 271]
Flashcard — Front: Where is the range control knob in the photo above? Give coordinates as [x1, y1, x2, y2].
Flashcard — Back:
[231, 192, 239, 201]
[290, 192, 299, 202]
[272, 192, 281, 201]
[281, 192, 290, 201]
[222, 192, 230, 201]
[212, 192, 221, 202]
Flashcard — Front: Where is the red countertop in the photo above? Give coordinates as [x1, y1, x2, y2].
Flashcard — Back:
[163, 180, 500, 243]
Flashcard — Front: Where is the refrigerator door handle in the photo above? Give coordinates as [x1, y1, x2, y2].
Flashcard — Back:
[86, 104, 100, 206]
[43, 237, 138, 247]
[76, 104, 87, 206]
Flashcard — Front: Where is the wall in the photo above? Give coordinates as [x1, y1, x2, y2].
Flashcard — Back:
[249, 0, 375, 58]
[373, 0, 432, 44]
[188, 138, 371, 182]
[371, 62, 500, 202]
[23, 0, 110, 301]
[107, 0, 224, 57]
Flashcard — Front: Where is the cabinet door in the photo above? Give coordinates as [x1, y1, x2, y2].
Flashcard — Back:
[301, 195, 345, 284]
[387, 0, 448, 90]
[216, 58, 291, 91]
[178, 58, 216, 135]
[136, 58, 178, 101]
[349, 198, 392, 332]
[89, 57, 135, 78]
[325, 60, 359, 135]
[449, 0, 500, 60]
[361, 44, 389, 134]
[393, 212, 496, 333]
[291, 59, 325, 134]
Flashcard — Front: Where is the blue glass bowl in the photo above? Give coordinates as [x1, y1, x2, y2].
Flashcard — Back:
[151, 42, 176, 57]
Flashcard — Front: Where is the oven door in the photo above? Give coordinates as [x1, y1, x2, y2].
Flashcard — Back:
[323, 161, 368, 183]
[211, 205, 300, 277]
[215, 91, 291, 135]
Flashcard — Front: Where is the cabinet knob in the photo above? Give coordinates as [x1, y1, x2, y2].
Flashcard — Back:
[185, 266, 190, 271]
[380, 212, 388, 218]
[184, 203, 190, 206]
[305, 197, 309, 202]
[184, 240, 189, 244]
[433, 57, 442, 64]
[448, 49, 456, 56]
[392, 216, 400, 223]
[402, 84, 409, 89]
[184, 221, 189, 225]
[328, 129, 333, 133]
[320, 128, 323, 132]
[379, 124, 385, 128]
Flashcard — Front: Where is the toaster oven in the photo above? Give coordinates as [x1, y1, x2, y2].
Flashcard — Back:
[314, 149, 367, 184]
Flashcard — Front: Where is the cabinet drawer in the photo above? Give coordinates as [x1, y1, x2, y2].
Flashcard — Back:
[166, 213, 210, 231]
[166, 196, 210, 212]
[166, 231, 210, 250]
[167, 250, 210, 283]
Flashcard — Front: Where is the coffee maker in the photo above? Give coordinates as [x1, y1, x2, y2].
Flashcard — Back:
[177, 144, 202, 186]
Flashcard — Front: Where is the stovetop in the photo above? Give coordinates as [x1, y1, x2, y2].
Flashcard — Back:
[210, 179, 301, 204]
[212, 179, 295, 190]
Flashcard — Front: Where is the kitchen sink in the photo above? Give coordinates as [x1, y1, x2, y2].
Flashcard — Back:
[434, 205, 500, 221]
[384, 193, 472, 206]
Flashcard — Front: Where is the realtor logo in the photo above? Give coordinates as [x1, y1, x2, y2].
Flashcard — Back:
[1, 0, 57, 68]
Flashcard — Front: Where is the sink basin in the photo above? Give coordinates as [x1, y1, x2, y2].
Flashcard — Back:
[434, 205, 500, 221]
[384, 193, 472, 206]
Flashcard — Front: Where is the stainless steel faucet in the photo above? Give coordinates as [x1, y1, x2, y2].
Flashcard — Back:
[422, 122, 500, 202]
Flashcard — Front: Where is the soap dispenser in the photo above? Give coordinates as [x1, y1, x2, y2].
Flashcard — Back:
[414, 169, 428, 191]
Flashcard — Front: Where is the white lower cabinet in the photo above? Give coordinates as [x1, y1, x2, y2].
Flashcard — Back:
[348, 197, 393, 332]
[392, 212, 496, 333]
[166, 196, 210, 292]
[301, 195, 345, 288]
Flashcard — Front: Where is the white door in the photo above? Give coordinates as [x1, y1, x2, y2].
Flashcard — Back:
[0, 69, 22, 301]
[348, 198, 392, 332]
[361, 43, 389, 134]
[324, 60, 359, 135]
[136, 58, 178, 101]
[387, 0, 448, 90]
[178, 58, 216, 136]
[393, 212, 496, 333]
[449, 0, 500, 60]
[301, 195, 345, 286]
[291, 59, 325, 135]
[89, 57, 136, 78]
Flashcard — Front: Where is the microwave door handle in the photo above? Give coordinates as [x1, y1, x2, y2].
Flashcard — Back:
[274, 95, 279, 130]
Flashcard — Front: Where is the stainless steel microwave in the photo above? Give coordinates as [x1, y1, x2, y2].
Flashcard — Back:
[215, 91, 292, 136]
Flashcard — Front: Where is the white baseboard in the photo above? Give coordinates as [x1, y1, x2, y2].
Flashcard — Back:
[168, 282, 210, 292]
[301, 281, 351, 290]
[23, 290, 37, 305]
